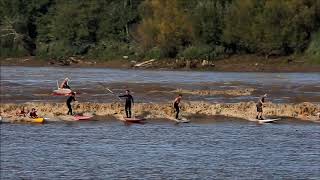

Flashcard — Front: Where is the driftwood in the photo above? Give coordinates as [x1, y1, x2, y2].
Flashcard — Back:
[134, 59, 156, 67]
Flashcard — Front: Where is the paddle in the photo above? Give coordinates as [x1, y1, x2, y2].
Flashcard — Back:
[98, 83, 122, 100]
[106, 87, 122, 100]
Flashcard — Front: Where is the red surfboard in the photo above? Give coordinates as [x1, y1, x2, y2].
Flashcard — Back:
[123, 117, 145, 123]
[74, 115, 93, 121]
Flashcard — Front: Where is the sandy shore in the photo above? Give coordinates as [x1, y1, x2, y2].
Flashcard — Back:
[1, 102, 319, 123]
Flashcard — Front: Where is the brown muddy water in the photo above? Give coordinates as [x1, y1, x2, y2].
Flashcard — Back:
[1, 120, 319, 179]
[1, 66, 320, 104]
[0, 66, 320, 179]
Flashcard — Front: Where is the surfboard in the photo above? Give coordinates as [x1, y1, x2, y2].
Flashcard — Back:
[74, 115, 93, 121]
[52, 88, 72, 96]
[172, 117, 190, 123]
[123, 117, 146, 123]
[258, 118, 280, 123]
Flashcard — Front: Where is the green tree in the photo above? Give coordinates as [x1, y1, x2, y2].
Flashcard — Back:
[0, 0, 51, 57]
[138, 0, 193, 58]
[36, 0, 142, 59]
[223, 0, 320, 56]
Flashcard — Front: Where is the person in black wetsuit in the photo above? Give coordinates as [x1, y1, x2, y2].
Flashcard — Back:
[119, 90, 134, 118]
[66, 92, 77, 115]
[173, 94, 182, 119]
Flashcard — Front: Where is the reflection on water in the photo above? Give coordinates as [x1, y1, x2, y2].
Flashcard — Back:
[1, 121, 319, 179]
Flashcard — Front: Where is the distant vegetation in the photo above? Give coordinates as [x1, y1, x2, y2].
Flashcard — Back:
[1, 0, 319, 62]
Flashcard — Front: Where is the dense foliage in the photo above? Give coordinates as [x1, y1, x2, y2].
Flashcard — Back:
[1, 0, 319, 60]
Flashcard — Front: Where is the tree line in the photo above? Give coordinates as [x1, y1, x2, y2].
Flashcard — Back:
[1, 0, 319, 61]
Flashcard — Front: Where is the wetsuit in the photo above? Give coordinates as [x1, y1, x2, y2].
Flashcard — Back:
[119, 94, 134, 118]
[66, 96, 76, 115]
[174, 97, 181, 119]
[174, 102, 180, 119]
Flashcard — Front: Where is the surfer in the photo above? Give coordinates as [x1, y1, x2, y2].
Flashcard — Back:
[60, 78, 70, 89]
[119, 90, 134, 118]
[173, 94, 182, 119]
[66, 92, 77, 115]
[29, 108, 38, 118]
[256, 94, 267, 120]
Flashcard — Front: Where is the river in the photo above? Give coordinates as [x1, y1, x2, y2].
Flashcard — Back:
[0, 66, 320, 179]
[1, 120, 319, 179]
[1, 66, 320, 103]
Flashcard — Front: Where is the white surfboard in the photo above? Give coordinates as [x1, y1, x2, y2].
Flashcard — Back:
[258, 118, 280, 123]
[53, 88, 72, 95]
[172, 117, 190, 123]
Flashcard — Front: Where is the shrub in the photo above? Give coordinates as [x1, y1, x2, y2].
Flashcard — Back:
[87, 41, 133, 60]
[305, 30, 320, 64]
[36, 41, 73, 59]
[179, 46, 212, 60]
[144, 47, 162, 59]
[0, 46, 28, 58]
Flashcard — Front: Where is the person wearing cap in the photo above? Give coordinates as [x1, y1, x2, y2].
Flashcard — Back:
[66, 92, 77, 115]
[256, 94, 267, 120]
[119, 90, 134, 118]
[60, 78, 71, 89]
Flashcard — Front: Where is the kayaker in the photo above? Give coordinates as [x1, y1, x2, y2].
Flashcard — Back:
[16, 107, 28, 117]
[60, 78, 70, 89]
[173, 94, 182, 119]
[256, 94, 267, 120]
[29, 108, 38, 118]
[119, 90, 134, 118]
[66, 92, 77, 115]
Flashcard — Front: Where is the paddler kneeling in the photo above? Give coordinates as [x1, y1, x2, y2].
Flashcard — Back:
[60, 77, 71, 89]
[29, 108, 38, 118]
[16, 107, 28, 117]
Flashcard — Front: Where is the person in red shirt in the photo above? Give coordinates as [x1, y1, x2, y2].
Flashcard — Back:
[16, 107, 28, 117]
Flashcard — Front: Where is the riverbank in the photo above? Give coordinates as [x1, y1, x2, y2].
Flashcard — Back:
[1, 102, 319, 123]
[1, 55, 320, 72]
